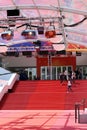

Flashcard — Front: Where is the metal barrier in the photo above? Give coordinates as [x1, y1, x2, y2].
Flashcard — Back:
[75, 98, 86, 123]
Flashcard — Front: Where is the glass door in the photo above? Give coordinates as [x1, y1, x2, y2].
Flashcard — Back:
[41, 66, 73, 80]
[52, 67, 56, 80]
[57, 67, 61, 79]
[25, 68, 37, 80]
[77, 66, 87, 79]
[41, 66, 51, 80]
[83, 66, 87, 79]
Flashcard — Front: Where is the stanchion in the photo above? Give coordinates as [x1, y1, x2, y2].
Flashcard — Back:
[75, 102, 80, 123]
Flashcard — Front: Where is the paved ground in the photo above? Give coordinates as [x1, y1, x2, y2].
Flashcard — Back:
[0, 110, 87, 130]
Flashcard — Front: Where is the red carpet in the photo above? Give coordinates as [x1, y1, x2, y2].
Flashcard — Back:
[0, 80, 87, 110]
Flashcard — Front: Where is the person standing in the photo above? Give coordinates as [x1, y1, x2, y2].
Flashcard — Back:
[71, 71, 76, 84]
[60, 72, 66, 86]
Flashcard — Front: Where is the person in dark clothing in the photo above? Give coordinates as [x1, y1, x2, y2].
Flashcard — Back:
[60, 72, 66, 86]
[19, 70, 28, 80]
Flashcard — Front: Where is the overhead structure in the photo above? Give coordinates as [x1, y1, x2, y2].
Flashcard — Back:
[0, 0, 87, 52]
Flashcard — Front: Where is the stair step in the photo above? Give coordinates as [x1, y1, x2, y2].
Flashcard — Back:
[1, 80, 87, 110]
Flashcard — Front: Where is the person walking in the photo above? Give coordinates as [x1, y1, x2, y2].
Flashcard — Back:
[67, 78, 72, 92]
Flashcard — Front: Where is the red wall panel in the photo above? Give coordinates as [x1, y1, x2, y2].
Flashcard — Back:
[36, 56, 76, 78]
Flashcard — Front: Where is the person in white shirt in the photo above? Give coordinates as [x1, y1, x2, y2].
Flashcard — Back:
[71, 71, 76, 84]
[67, 78, 72, 92]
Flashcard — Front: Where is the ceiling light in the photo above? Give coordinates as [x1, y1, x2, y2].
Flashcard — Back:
[45, 30, 56, 38]
[1, 30, 14, 40]
[21, 30, 37, 39]
[45, 23, 56, 38]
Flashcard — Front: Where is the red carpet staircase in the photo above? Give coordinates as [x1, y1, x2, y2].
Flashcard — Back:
[0, 80, 87, 110]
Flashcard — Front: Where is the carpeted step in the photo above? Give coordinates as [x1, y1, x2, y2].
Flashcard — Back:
[0, 80, 87, 110]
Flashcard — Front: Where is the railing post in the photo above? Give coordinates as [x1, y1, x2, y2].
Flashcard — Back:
[78, 104, 80, 123]
[75, 103, 78, 123]
[75, 102, 80, 123]
[75, 98, 86, 123]
[82, 98, 86, 111]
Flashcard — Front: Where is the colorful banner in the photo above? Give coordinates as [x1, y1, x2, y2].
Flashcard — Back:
[40, 41, 53, 51]
[7, 42, 35, 52]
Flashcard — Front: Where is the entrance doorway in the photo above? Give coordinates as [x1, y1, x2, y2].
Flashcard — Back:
[41, 66, 72, 80]
[76, 66, 87, 79]
[25, 68, 37, 80]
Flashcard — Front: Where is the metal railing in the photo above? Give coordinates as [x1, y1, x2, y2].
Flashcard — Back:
[75, 98, 86, 123]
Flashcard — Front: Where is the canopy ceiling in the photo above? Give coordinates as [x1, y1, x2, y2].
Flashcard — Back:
[0, 0, 87, 50]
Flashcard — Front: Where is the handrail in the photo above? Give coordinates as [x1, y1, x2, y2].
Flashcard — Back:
[0, 73, 12, 76]
[75, 102, 80, 123]
[75, 98, 86, 123]
[81, 98, 86, 111]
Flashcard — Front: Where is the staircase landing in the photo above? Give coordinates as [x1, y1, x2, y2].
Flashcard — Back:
[0, 110, 87, 129]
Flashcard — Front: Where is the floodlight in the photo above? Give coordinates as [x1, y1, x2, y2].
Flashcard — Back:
[1, 30, 14, 40]
[21, 29, 37, 39]
[45, 24, 56, 38]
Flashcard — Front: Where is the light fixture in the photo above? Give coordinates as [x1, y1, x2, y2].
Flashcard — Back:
[45, 22, 56, 38]
[21, 29, 37, 39]
[1, 30, 14, 40]
[21, 21, 37, 39]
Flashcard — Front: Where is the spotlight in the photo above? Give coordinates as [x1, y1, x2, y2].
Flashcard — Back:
[45, 24, 56, 38]
[21, 30, 37, 39]
[45, 30, 56, 38]
[1, 30, 14, 40]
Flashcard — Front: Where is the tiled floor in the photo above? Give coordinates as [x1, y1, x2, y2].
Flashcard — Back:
[0, 110, 87, 130]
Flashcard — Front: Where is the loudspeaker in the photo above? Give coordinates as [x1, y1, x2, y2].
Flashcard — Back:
[7, 9, 20, 16]
[37, 26, 44, 34]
